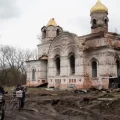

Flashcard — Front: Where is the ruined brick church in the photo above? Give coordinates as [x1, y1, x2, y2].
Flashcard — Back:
[26, 0, 120, 89]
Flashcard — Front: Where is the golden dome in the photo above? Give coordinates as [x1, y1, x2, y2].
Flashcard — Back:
[46, 18, 57, 27]
[90, 0, 108, 14]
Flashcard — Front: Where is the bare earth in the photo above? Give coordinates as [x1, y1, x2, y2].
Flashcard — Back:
[4, 88, 120, 120]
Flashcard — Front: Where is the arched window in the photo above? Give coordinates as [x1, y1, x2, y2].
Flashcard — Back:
[42, 30, 46, 38]
[92, 61, 97, 77]
[55, 55, 60, 75]
[69, 53, 75, 75]
[105, 19, 107, 25]
[93, 19, 96, 25]
[32, 69, 36, 80]
[57, 29, 60, 36]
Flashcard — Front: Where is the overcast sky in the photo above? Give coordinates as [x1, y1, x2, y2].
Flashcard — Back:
[0, 0, 119, 50]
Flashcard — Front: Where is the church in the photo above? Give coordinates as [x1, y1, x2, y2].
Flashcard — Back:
[26, 0, 120, 89]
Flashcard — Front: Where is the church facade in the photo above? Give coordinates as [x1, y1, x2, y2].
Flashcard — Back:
[26, 0, 120, 90]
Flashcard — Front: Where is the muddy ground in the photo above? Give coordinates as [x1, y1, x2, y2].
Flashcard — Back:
[4, 88, 120, 120]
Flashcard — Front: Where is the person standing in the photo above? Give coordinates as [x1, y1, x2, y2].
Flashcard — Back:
[15, 84, 27, 108]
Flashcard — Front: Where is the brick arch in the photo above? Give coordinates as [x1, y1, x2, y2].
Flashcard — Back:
[54, 54, 60, 61]
[66, 44, 78, 56]
[48, 32, 79, 57]
[89, 57, 99, 65]
[50, 48, 63, 59]
[68, 52, 75, 58]
[31, 67, 36, 71]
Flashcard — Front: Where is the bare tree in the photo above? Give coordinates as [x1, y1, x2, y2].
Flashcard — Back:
[0, 46, 11, 85]
[31, 49, 38, 60]
[0, 45, 36, 86]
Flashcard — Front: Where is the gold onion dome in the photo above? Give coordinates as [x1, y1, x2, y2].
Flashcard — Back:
[90, 0, 108, 14]
[46, 18, 57, 27]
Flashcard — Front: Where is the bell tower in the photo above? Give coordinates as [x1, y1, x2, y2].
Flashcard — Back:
[90, 0, 109, 33]
[41, 18, 63, 43]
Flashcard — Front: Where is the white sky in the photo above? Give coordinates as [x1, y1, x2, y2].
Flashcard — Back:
[0, 0, 119, 50]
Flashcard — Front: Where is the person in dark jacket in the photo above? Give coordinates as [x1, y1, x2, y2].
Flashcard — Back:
[15, 84, 26, 108]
